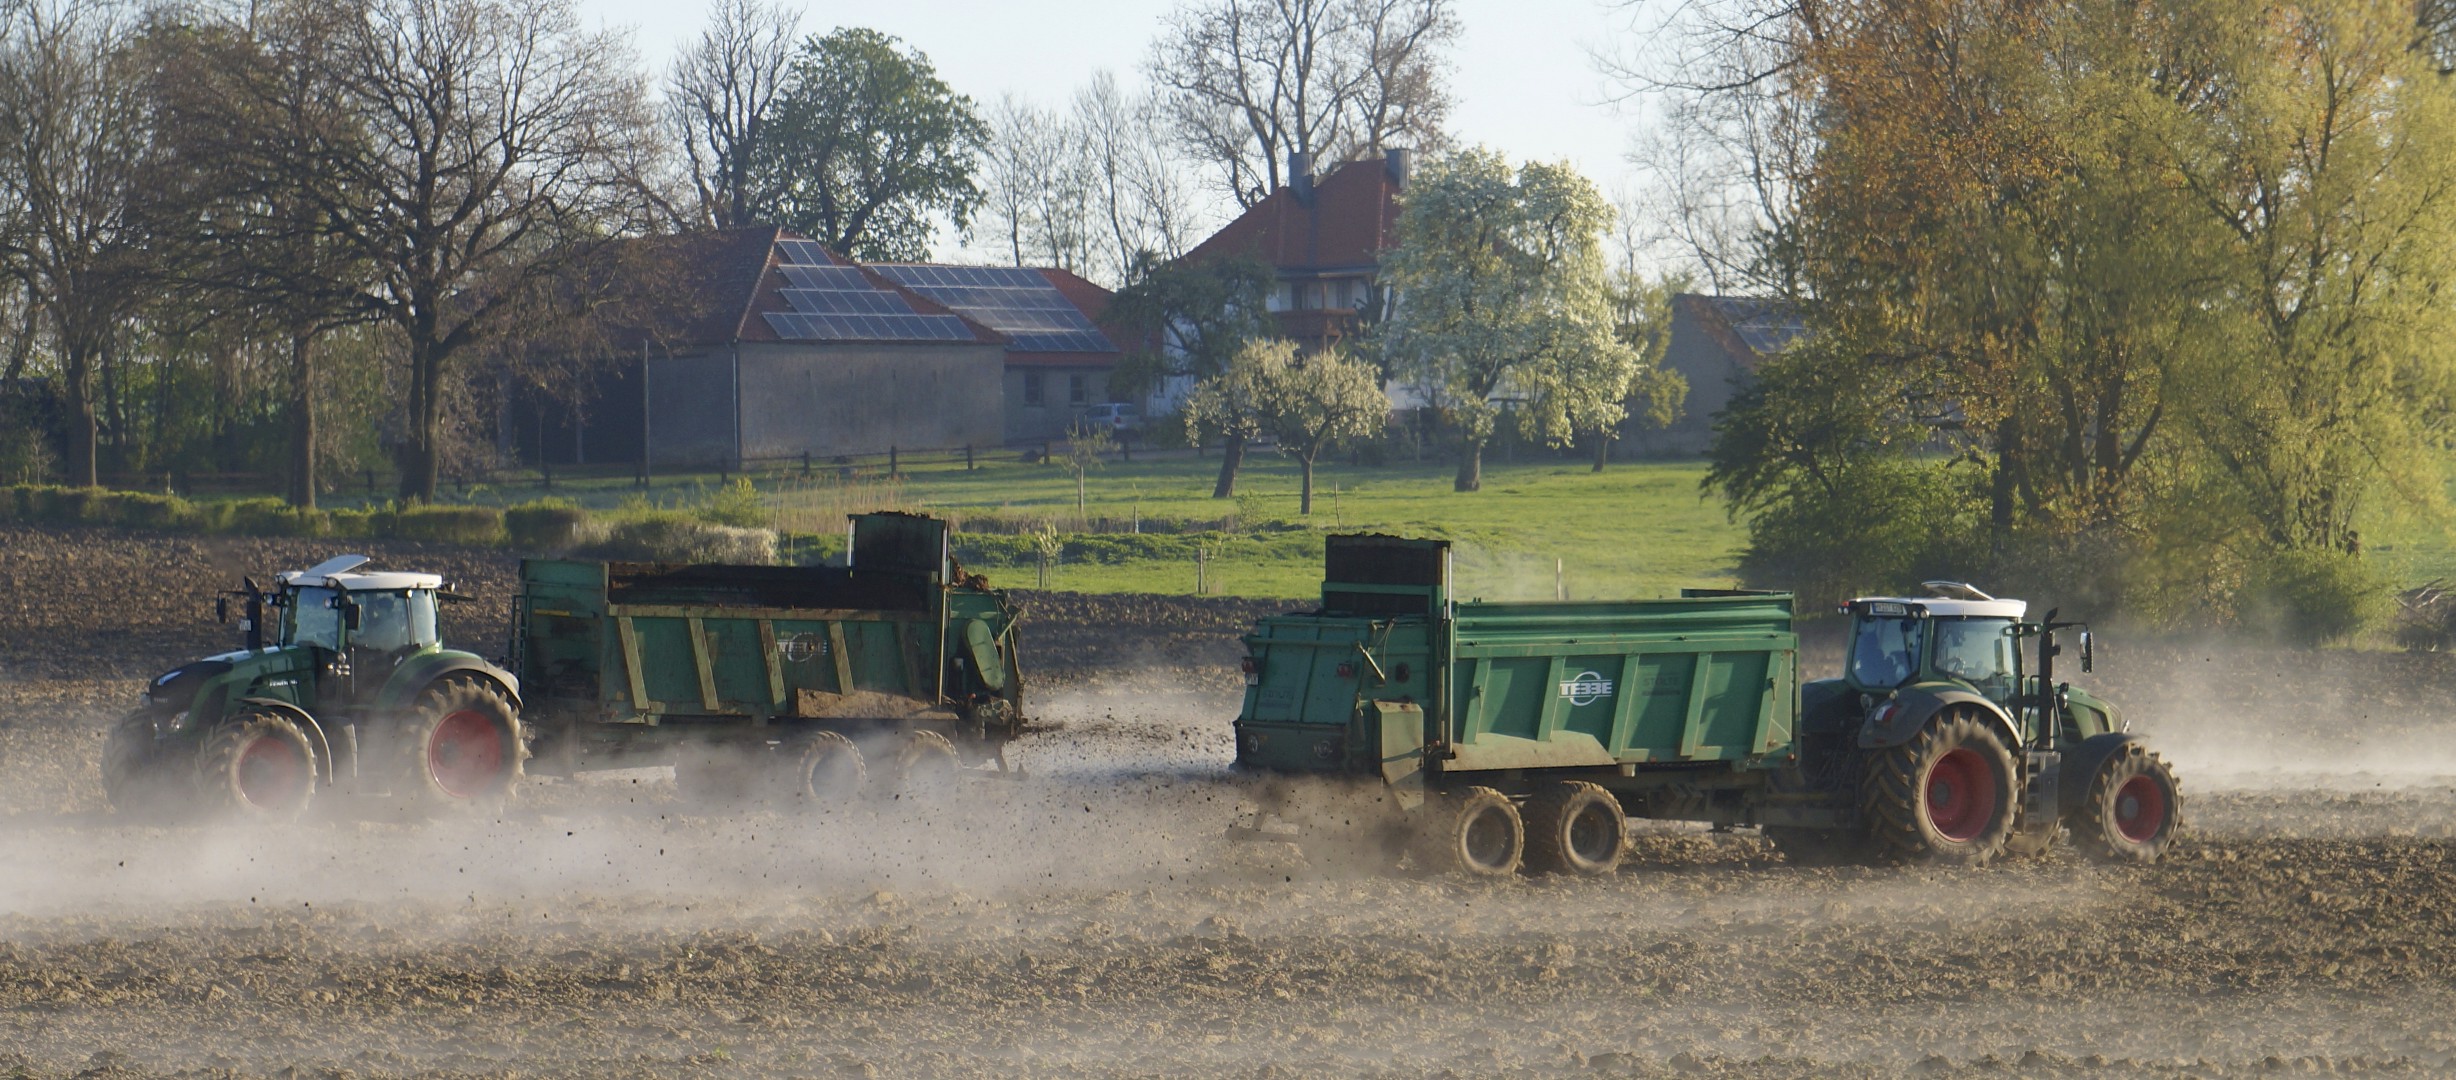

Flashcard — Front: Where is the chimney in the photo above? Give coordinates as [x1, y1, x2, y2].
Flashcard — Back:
[1385, 147, 1411, 187]
[1288, 151, 1313, 202]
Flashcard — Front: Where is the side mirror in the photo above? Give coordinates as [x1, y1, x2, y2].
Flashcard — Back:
[340, 600, 361, 631]
[2080, 630, 2094, 674]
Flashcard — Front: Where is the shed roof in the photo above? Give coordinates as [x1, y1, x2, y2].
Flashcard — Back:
[1673, 293, 1808, 370]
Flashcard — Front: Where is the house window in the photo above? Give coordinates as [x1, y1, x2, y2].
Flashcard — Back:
[1024, 371, 1046, 407]
[1068, 374, 1089, 406]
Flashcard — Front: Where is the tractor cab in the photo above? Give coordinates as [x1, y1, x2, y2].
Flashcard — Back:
[1842, 583, 2028, 706]
[1840, 581, 2118, 749]
[277, 559, 445, 658]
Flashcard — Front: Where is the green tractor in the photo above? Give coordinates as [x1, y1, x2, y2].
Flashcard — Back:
[104, 555, 526, 821]
[1776, 582, 2181, 864]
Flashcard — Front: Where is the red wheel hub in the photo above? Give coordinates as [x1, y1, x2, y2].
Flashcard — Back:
[236, 736, 309, 809]
[2113, 774, 2167, 844]
[428, 709, 506, 799]
[1924, 747, 1994, 842]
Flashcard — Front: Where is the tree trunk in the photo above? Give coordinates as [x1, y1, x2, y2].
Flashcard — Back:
[1988, 415, 2019, 548]
[1455, 437, 1483, 492]
[1591, 432, 1612, 472]
[287, 331, 317, 509]
[400, 340, 444, 502]
[1299, 454, 1316, 515]
[62, 344, 96, 488]
[1213, 431, 1246, 498]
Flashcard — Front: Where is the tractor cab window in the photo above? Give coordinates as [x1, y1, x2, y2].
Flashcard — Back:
[350, 590, 438, 653]
[286, 586, 344, 651]
[1848, 617, 1923, 688]
[1929, 618, 2017, 698]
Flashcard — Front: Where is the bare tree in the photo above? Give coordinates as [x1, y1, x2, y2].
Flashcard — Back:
[977, 94, 1052, 266]
[1073, 71, 1208, 281]
[0, 0, 154, 487]
[1601, 0, 1815, 295]
[667, 0, 798, 229]
[975, 94, 1098, 276]
[1148, 0, 1457, 208]
[309, 0, 656, 501]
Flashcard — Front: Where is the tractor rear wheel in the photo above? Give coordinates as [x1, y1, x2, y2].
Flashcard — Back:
[102, 713, 188, 822]
[1416, 786, 1523, 878]
[2074, 743, 2181, 863]
[396, 676, 523, 811]
[1521, 781, 1625, 876]
[785, 731, 868, 807]
[195, 710, 318, 821]
[1859, 709, 2017, 865]
[882, 729, 962, 801]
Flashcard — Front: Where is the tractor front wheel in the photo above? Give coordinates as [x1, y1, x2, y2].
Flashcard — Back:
[103, 713, 188, 822]
[1521, 781, 1625, 876]
[1859, 709, 2017, 865]
[2075, 743, 2181, 863]
[397, 677, 523, 811]
[196, 710, 318, 821]
[1416, 786, 1524, 878]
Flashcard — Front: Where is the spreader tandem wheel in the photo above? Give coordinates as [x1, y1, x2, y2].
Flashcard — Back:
[1417, 786, 1524, 878]
[396, 676, 524, 811]
[786, 730, 868, 806]
[1521, 781, 1625, 876]
[1860, 709, 2018, 865]
[196, 709, 319, 821]
[2075, 742, 2182, 863]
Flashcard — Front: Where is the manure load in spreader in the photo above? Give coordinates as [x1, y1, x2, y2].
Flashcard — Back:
[99, 513, 2179, 879]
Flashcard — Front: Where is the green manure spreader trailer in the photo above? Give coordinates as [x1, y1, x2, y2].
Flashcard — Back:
[1234, 535, 2181, 877]
[513, 512, 1027, 801]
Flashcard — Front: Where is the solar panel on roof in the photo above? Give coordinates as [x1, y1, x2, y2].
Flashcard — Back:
[775, 239, 832, 266]
[864, 264, 1115, 352]
[778, 265, 872, 290]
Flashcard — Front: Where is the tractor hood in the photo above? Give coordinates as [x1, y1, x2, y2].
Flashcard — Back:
[142, 654, 240, 711]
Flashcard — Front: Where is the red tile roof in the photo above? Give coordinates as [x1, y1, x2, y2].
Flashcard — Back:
[1181, 158, 1404, 272]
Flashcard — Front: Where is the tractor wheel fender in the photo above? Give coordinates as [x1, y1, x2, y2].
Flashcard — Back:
[2059, 732, 2150, 814]
[1857, 686, 2019, 753]
[236, 697, 335, 785]
[376, 654, 523, 713]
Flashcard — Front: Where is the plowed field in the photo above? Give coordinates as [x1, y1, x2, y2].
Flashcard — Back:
[3, 525, 2454, 1078]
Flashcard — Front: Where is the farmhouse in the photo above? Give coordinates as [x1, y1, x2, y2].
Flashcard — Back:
[1178, 149, 1411, 352]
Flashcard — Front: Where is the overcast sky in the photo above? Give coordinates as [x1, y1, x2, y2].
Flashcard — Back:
[577, 0, 1668, 260]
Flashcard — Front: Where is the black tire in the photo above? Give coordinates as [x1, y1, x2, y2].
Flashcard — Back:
[195, 709, 318, 821]
[1522, 781, 1625, 876]
[102, 713, 188, 822]
[395, 676, 524, 811]
[1416, 786, 1523, 878]
[785, 731, 867, 806]
[2073, 743, 2181, 863]
[1859, 709, 2018, 865]
[1763, 826, 1875, 867]
[882, 729, 962, 801]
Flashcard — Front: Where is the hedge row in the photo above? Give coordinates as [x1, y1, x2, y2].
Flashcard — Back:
[0, 485, 796, 565]
[0, 485, 524, 543]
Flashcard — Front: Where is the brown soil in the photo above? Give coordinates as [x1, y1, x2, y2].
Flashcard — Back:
[3, 525, 2455, 1077]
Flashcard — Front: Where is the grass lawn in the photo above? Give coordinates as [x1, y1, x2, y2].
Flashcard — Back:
[395, 449, 1749, 601]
